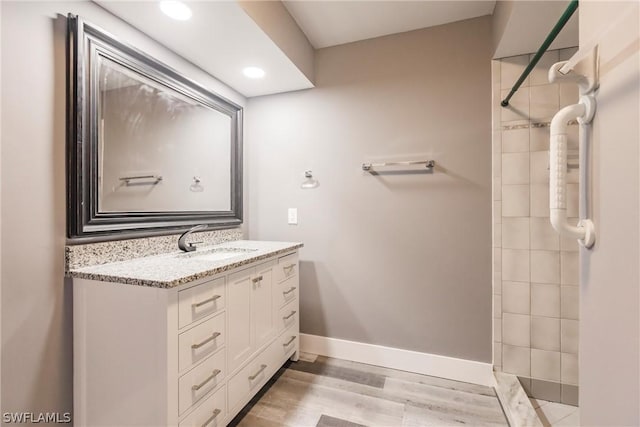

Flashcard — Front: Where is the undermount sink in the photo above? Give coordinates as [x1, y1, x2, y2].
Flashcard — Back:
[175, 247, 257, 262]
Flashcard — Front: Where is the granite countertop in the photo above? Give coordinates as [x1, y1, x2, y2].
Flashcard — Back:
[66, 240, 303, 288]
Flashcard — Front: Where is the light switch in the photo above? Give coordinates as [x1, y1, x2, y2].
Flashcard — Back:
[288, 208, 298, 225]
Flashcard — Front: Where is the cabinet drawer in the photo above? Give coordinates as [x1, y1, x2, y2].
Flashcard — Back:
[178, 278, 225, 329]
[277, 325, 299, 361]
[179, 385, 226, 427]
[179, 313, 225, 373]
[274, 253, 298, 283]
[227, 342, 279, 412]
[277, 299, 298, 334]
[275, 276, 298, 308]
[179, 349, 226, 415]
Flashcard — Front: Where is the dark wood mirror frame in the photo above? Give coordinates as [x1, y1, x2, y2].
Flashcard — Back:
[67, 15, 243, 243]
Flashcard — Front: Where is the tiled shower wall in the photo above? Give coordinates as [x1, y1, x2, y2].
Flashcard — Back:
[492, 48, 580, 405]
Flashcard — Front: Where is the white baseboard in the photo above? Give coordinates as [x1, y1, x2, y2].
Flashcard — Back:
[299, 333, 494, 387]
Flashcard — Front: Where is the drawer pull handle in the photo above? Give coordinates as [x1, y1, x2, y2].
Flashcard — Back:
[191, 369, 221, 391]
[283, 310, 297, 320]
[248, 364, 267, 380]
[283, 336, 297, 347]
[201, 408, 221, 427]
[283, 286, 297, 296]
[192, 295, 221, 309]
[283, 264, 296, 272]
[191, 332, 221, 349]
[252, 275, 263, 284]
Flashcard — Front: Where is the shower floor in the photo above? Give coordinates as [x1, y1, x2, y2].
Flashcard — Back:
[531, 398, 580, 427]
[229, 353, 508, 426]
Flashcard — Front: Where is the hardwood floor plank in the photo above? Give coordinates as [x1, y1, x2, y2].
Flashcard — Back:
[289, 358, 386, 388]
[231, 355, 508, 427]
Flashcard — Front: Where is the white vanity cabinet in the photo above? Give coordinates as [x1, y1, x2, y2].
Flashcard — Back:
[72, 248, 300, 427]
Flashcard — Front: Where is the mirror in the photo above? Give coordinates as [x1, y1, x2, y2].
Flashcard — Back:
[67, 15, 242, 241]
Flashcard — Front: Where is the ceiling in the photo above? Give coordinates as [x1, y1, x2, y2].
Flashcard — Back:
[95, 1, 314, 98]
[283, 1, 496, 49]
[493, 1, 579, 59]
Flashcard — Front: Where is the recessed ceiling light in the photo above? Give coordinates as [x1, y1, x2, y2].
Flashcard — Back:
[159, 1, 192, 21]
[243, 67, 265, 79]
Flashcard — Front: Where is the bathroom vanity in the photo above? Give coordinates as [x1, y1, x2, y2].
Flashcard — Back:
[68, 240, 302, 426]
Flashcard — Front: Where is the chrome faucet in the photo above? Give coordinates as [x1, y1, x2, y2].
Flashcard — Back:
[178, 224, 208, 252]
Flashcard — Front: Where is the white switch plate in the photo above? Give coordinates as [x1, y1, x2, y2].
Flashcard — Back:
[288, 208, 298, 225]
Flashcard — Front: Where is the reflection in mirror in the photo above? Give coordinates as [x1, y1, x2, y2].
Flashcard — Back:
[67, 15, 243, 241]
[97, 56, 231, 213]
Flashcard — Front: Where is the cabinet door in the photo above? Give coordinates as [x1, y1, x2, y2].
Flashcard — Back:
[227, 267, 253, 373]
[252, 261, 276, 350]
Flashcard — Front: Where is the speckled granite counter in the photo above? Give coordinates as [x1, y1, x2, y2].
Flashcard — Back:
[66, 240, 303, 288]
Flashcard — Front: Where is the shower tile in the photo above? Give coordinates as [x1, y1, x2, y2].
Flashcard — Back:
[561, 252, 578, 285]
[531, 379, 561, 402]
[502, 153, 530, 185]
[494, 272, 502, 295]
[494, 177, 502, 201]
[558, 47, 578, 61]
[502, 249, 530, 282]
[530, 84, 560, 122]
[494, 295, 502, 318]
[503, 345, 530, 376]
[493, 151, 502, 178]
[529, 50, 560, 86]
[531, 283, 560, 318]
[531, 251, 560, 284]
[561, 319, 579, 354]
[561, 384, 579, 406]
[561, 353, 579, 385]
[494, 342, 502, 366]
[502, 128, 529, 152]
[559, 83, 579, 109]
[531, 316, 561, 352]
[494, 201, 502, 224]
[494, 319, 502, 343]
[530, 125, 550, 151]
[503, 281, 530, 315]
[531, 349, 561, 381]
[530, 184, 550, 217]
[530, 218, 560, 251]
[503, 185, 530, 217]
[494, 226, 502, 248]
[501, 88, 530, 122]
[493, 130, 502, 153]
[494, 248, 502, 273]
[566, 184, 579, 217]
[502, 218, 530, 249]
[501, 54, 530, 89]
[561, 287, 579, 320]
[503, 313, 531, 347]
[530, 151, 549, 184]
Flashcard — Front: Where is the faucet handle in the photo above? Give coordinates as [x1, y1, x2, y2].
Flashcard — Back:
[188, 241, 203, 247]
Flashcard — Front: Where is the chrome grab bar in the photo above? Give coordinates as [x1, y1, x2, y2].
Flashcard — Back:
[362, 160, 435, 171]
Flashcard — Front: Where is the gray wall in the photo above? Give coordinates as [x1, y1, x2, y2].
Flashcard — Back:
[0, 1, 244, 417]
[246, 16, 493, 362]
[578, 2, 639, 424]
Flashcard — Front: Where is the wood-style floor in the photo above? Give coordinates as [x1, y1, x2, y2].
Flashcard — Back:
[229, 353, 508, 427]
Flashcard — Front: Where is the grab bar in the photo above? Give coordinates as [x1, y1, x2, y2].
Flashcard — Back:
[362, 160, 435, 172]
